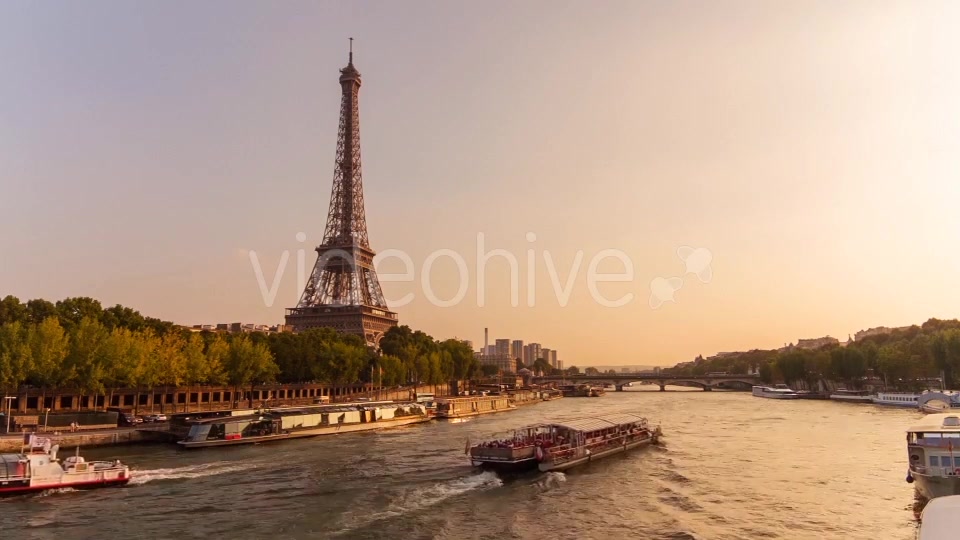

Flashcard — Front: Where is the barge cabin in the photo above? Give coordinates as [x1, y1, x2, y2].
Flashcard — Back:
[435, 395, 513, 419]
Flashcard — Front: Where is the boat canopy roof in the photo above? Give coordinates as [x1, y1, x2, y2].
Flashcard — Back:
[552, 413, 648, 433]
[908, 414, 960, 432]
[918, 495, 960, 540]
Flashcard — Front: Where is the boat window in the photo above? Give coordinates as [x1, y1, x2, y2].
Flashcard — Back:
[925, 433, 943, 438]
[930, 455, 941, 467]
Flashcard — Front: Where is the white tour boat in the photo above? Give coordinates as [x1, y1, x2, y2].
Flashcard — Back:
[873, 392, 922, 408]
[752, 384, 801, 399]
[906, 414, 960, 499]
[917, 392, 960, 414]
[916, 495, 960, 540]
[0, 435, 131, 496]
[828, 389, 875, 404]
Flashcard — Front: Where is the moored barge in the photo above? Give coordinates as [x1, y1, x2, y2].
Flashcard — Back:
[468, 413, 661, 473]
[435, 395, 514, 420]
[178, 402, 429, 448]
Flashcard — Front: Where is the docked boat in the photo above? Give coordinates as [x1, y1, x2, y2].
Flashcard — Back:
[752, 384, 800, 399]
[916, 495, 960, 539]
[917, 392, 960, 414]
[178, 402, 429, 448]
[0, 435, 130, 496]
[469, 413, 661, 473]
[873, 391, 922, 408]
[435, 395, 514, 420]
[905, 414, 960, 499]
[829, 389, 875, 403]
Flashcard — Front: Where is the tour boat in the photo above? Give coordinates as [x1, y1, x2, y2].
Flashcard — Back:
[916, 495, 960, 540]
[434, 395, 515, 420]
[873, 392, 922, 408]
[468, 413, 661, 473]
[917, 392, 960, 414]
[178, 402, 430, 448]
[751, 384, 800, 399]
[0, 435, 130, 496]
[905, 414, 960, 499]
[828, 389, 875, 404]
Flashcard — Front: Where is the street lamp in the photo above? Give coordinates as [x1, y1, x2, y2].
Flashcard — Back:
[3, 397, 14, 434]
[43, 408, 50, 432]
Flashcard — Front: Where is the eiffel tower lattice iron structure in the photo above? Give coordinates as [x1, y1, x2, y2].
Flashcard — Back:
[286, 40, 398, 347]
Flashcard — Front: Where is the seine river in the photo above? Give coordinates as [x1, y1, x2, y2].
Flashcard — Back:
[3, 388, 924, 539]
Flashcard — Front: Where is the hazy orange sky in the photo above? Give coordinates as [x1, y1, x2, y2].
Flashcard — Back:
[3, 1, 960, 366]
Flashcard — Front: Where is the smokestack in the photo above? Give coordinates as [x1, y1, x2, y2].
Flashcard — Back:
[484, 327, 489, 353]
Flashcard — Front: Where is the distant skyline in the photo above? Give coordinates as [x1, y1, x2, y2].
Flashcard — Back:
[3, 1, 960, 366]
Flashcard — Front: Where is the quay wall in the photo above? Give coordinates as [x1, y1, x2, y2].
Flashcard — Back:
[0, 428, 153, 452]
[1, 382, 455, 416]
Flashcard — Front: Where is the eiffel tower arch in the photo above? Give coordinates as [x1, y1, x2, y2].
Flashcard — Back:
[286, 41, 398, 347]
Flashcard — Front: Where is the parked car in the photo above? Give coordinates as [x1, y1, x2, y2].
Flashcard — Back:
[143, 414, 168, 423]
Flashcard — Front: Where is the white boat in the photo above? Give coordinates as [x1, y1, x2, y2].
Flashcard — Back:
[873, 392, 922, 407]
[828, 389, 874, 403]
[752, 384, 800, 399]
[906, 414, 960, 499]
[918, 392, 960, 414]
[0, 435, 130, 496]
[916, 495, 960, 539]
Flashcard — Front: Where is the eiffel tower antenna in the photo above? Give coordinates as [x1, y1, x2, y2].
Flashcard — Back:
[286, 43, 398, 347]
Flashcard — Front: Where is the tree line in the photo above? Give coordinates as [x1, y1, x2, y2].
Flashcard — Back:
[0, 296, 485, 406]
[665, 318, 960, 390]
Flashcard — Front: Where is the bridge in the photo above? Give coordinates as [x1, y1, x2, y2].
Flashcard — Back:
[531, 373, 761, 392]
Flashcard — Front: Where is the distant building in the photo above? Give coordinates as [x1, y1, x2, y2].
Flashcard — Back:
[511, 340, 524, 360]
[485, 344, 496, 356]
[542, 348, 553, 368]
[526, 343, 542, 363]
[549, 350, 558, 367]
[795, 336, 840, 350]
[495, 339, 511, 358]
[854, 327, 905, 341]
[194, 323, 290, 334]
[478, 353, 514, 374]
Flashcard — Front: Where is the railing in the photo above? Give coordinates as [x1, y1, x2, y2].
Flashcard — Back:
[910, 465, 960, 476]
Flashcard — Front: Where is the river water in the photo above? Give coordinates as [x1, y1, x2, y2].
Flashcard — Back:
[1, 388, 925, 539]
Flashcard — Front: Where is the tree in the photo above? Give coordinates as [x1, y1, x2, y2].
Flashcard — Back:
[56, 297, 104, 331]
[0, 322, 30, 403]
[66, 317, 109, 407]
[566, 366, 580, 375]
[224, 335, 278, 407]
[25, 317, 70, 409]
[25, 299, 57, 325]
[0, 296, 27, 326]
[758, 362, 774, 384]
[584, 367, 600, 376]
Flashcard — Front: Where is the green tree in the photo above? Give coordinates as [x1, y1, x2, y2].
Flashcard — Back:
[0, 322, 30, 404]
[566, 366, 580, 375]
[225, 335, 278, 407]
[26, 317, 70, 409]
[66, 317, 109, 407]
[25, 299, 57, 325]
[0, 296, 27, 326]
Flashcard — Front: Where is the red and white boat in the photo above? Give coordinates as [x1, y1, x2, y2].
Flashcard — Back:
[0, 435, 131, 496]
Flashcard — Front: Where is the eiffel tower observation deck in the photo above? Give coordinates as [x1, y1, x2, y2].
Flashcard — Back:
[286, 40, 398, 347]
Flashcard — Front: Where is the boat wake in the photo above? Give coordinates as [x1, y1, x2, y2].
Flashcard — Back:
[335, 471, 503, 534]
[535, 471, 567, 491]
[35, 487, 78, 497]
[129, 462, 248, 485]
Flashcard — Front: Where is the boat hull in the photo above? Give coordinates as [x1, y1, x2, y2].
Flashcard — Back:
[179, 414, 431, 448]
[829, 395, 874, 404]
[538, 434, 657, 473]
[913, 473, 960, 500]
[437, 406, 516, 420]
[0, 477, 130, 497]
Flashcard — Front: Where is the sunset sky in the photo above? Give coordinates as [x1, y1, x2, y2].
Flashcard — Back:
[3, 1, 960, 366]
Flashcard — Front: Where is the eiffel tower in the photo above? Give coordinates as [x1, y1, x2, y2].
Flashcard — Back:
[286, 40, 398, 347]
